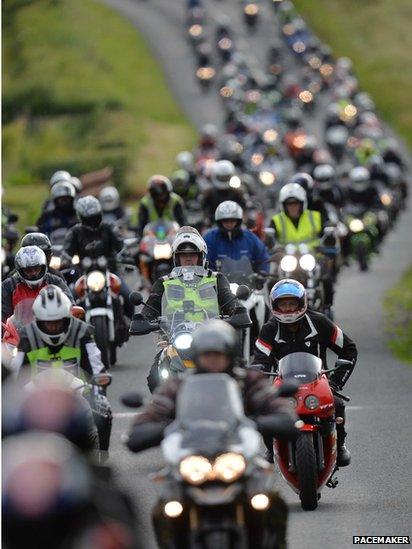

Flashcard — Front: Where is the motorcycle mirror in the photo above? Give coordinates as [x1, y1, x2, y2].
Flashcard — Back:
[256, 414, 298, 440]
[121, 392, 144, 408]
[236, 284, 251, 300]
[274, 379, 300, 398]
[71, 305, 85, 320]
[8, 213, 19, 223]
[129, 313, 159, 336]
[92, 373, 112, 387]
[126, 422, 165, 453]
[335, 359, 353, 369]
[129, 291, 144, 306]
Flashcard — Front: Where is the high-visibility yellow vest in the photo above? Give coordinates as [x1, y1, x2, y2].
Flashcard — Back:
[140, 193, 182, 223]
[272, 210, 322, 248]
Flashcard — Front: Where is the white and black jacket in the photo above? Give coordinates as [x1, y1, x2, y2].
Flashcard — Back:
[251, 310, 357, 388]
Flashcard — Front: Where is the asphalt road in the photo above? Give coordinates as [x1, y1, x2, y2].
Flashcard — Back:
[101, 0, 412, 547]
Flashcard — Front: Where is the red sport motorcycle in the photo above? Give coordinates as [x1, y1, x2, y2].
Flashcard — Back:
[273, 352, 350, 510]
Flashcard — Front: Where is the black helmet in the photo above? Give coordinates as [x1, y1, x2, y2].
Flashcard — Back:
[191, 319, 238, 372]
[290, 172, 314, 193]
[21, 232, 52, 263]
[147, 175, 173, 203]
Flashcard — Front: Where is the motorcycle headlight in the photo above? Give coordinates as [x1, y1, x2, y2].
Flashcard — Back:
[196, 67, 216, 80]
[304, 395, 319, 410]
[299, 254, 316, 271]
[174, 333, 193, 350]
[179, 456, 212, 485]
[72, 254, 80, 265]
[299, 90, 313, 104]
[189, 24, 203, 37]
[229, 176, 241, 188]
[244, 3, 259, 15]
[259, 171, 275, 186]
[349, 219, 364, 233]
[381, 193, 392, 206]
[213, 453, 246, 483]
[86, 271, 106, 292]
[49, 256, 61, 270]
[153, 243, 172, 260]
[280, 255, 298, 272]
[159, 367, 170, 380]
[229, 282, 239, 295]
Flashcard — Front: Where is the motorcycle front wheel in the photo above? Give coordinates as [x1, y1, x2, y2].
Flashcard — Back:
[295, 432, 319, 511]
[91, 315, 110, 368]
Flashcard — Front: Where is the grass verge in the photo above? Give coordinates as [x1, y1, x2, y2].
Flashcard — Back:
[2, 0, 196, 228]
[384, 266, 412, 365]
[292, 0, 412, 150]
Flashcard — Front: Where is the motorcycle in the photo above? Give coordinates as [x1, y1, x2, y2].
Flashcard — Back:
[343, 208, 379, 271]
[138, 220, 179, 286]
[217, 256, 269, 359]
[125, 373, 298, 548]
[74, 256, 126, 367]
[273, 352, 351, 510]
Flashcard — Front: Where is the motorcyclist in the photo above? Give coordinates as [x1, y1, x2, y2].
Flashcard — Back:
[195, 123, 220, 160]
[346, 166, 382, 209]
[175, 150, 198, 190]
[63, 195, 133, 320]
[127, 319, 297, 549]
[289, 172, 326, 217]
[270, 183, 324, 249]
[98, 186, 127, 225]
[312, 164, 345, 211]
[36, 181, 78, 238]
[251, 279, 357, 466]
[21, 232, 65, 280]
[140, 227, 239, 390]
[270, 183, 337, 313]
[2, 246, 73, 323]
[204, 200, 270, 273]
[10, 285, 105, 381]
[136, 175, 186, 237]
[200, 160, 248, 223]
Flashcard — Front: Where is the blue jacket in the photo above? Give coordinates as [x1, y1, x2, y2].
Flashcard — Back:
[204, 228, 270, 273]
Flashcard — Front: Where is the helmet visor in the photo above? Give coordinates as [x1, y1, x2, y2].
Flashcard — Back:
[37, 318, 70, 336]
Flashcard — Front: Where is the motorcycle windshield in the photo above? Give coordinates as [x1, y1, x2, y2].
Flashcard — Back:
[143, 220, 178, 241]
[278, 352, 322, 383]
[218, 256, 254, 285]
[10, 298, 37, 327]
[161, 267, 219, 334]
[176, 374, 245, 430]
[35, 358, 80, 376]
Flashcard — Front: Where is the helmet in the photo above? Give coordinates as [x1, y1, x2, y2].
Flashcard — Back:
[349, 166, 371, 192]
[147, 175, 173, 203]
[270, 279, 307, 324]
[75, 195, 102, 229]
[171, 226, 207, 267]
[171, 170, 191, 196]
[32, 285, 73, 346]
[200, 124, 218, 147]
[191, 319, 237, 372]
[215, 200, 243, 239]
[290, 172, 314, 193]
[176, 151, 195, 172]
[15, 246, 47, 288]
[68, 176, 83, 194]
[99, 186, 120, 212]
[49, 170, 71, 187]
[21, 233, 52, 264]
[313, 164, 336, 191]
[51, 181, 76, 204]
[279, 183, 307, 211]
[211, 160, 236, 190]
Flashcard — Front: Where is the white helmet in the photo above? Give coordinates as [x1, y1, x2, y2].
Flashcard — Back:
[76, 195, 102, 229]
[32, 285, 73, 346]
[172, 226, 207, 267]
[51, 181, 76, 201]
[211, 160, 236, 190]
[349, 166, 371, 192]
[215, 200, 243, 221]
[313, 164, 336, 191]
[279, 183, 307, 211]
[68, 176, 83, 194]
[99, 186, 120, 212]
[15, 246, 47, 288]
[176, 151, 194, 172]
[49, 170, 71, 187]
